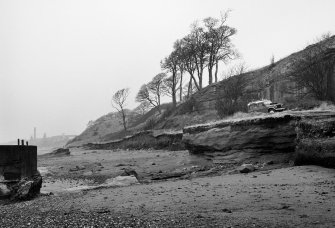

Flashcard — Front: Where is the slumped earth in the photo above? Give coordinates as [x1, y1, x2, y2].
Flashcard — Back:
[1, 149, 335, 227]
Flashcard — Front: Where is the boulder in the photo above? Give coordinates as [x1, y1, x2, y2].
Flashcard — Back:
[0, 183, 11, 197]
[69, 165, 85, 172]
[120, 168, 139, 180]
[105, 176, 139, 187]
[10, 171, 42, 200]
[51, 148, 70, 156]
[43, 148, 70, 157]
[238, 164, 255, 173]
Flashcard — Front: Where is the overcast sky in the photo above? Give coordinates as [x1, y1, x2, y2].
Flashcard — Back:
[1, 0, 334, 142]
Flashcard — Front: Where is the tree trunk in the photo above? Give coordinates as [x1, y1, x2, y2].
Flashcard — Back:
[208, 65, 213, 85]
[179, 71, 183, 102]
[172, 77, 177, 108]
[187, 76, 192, 98]
[198, 72, 203, 89]
[214, 59, 219, 83]
[121, 110, 127, 132]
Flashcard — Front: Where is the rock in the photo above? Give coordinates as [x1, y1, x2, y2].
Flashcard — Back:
[183, 112, 335, 168]
[105, 176, 139, 187]
[221, 208, 232, 213]
[0, 183, 11, 197]
[183, 115, 297, 155]
[266, 160, 274, 165]
[120, 168, 139, 180]
[295, 137, 335, 168]
[69, 165, 85, 172]
[238, 164, 255, 173]
[83, 171, 93, 176]
[95, 208, 110, 214]
[151, 172, 186, 180]
[44, 148, 70, 157]
[11, 171, 42, 200]
[115, 163, 128, 167]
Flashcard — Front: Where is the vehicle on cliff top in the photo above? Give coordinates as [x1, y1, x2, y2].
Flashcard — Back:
[247, 99, 286, 114]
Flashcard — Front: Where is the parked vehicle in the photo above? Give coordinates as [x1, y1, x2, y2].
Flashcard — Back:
[247, 99, 286, 113]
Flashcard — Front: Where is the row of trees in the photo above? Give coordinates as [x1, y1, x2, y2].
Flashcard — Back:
[110, 12, 238, 131]
[137, 11, 238, 110]
[111, 24, 334, 132]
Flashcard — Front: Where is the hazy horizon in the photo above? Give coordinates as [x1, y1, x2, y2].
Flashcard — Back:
[1, 0, 335, 143]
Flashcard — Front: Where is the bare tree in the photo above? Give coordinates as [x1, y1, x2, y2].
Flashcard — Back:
[173, 40, 186, 102]
[289, 44, 335, 100]
[189, 23, 208, 89]
[270, 55, 275, 66]
[221, 62, 247, 80]
[161, 52, 179, 107]
[112, 88, 130, 132]
[216, 65, 248, 116]
[136, 73, 166, 113]
[162, 74, 181, 101]
[134, 101, 150, 115]
[178, 37, 200, 92]
[314, 31, 332, 43]
[203, 11, 237, 84]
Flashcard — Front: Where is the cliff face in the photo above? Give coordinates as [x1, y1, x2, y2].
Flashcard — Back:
[183, 115, 297, 154]
[295, 113, 335, 167]
[182, 111, 335, 167]
[84, 130, 184, 151]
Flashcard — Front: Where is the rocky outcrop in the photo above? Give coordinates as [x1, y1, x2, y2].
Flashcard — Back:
[183, 114, 298, 154]
[84, 130, 184, 151]
[183, 111, 335, 167]
[41, 148, 71, 157]
[295, 113, 335, 168]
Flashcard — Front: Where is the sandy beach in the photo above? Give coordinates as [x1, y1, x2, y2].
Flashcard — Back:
[1, 149, 335, 227]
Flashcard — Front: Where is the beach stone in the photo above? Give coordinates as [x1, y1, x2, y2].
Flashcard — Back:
[120, 168, 139, 180]
[11, 172, 42, 200]
[0, 183, 11, 197]
[83, 171, 93, 176]
[69, 165, 85, 172]
[238, 164, 255, 173]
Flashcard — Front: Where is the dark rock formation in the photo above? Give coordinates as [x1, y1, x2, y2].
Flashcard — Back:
[43, 148, 71, 157]
[183, 114, 298, 155]
[0, 145, 41, 200]
[84, 130, 184, 151]
[183, 111, 335, 168]
[10, 171, 42, 201]
[120, 168, 139, 180]
[238, 164, 256, 173]
[295, 113, 335, 168]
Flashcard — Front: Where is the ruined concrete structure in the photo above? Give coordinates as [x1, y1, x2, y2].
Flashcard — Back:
[0, 145, 38, 180]
[0, 144, 42, 200]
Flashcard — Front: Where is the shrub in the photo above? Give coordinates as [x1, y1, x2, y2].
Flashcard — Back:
[215, 98, 248, 118]
[176, 97, 199, 115]
[284, 97, 324, 110]
[143, 117, 157, 130]
[160, 103, 175, 120]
